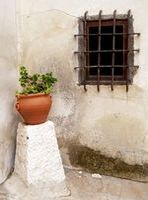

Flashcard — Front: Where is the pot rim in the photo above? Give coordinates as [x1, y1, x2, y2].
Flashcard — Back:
[16, 93, 51, 99]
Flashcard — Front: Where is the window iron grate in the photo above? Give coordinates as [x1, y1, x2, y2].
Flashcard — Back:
[74, 10, 140, 92]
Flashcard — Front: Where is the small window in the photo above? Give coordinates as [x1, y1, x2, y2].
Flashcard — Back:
[87, 20, 127, 81]
[75, 10, 140, 91]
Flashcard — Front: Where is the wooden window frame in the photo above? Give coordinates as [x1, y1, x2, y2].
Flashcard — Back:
[85, 19, 128, 83]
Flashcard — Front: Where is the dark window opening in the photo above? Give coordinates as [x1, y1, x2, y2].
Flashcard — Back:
[86, 20, 128, 81]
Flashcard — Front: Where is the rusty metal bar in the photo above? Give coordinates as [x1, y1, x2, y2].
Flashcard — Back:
[83, 11, 88, 92]
[111, 10, 116, 91]
[87, 14, 90, 87]
[126, 9, 131, 92]
[74, 49, 139, 54]
[74, 65, 139, 69]
[97, 10, 102, 92]
[74, 33, 140, 37]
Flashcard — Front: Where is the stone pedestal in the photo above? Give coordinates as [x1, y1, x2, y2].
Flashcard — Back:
[14, 121, 69, 196]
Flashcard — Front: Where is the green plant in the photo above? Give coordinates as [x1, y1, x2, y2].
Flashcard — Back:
[16, 66, 57, 95]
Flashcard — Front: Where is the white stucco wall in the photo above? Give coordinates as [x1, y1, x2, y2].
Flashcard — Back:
[0, 0, 18, 183]
[17, 0, 148, 165]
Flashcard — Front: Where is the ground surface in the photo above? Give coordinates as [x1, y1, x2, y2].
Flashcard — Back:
[0, 168, 147, 200]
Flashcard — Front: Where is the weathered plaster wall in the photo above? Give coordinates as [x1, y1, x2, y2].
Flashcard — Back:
[17, 0, 148, 170]
[0, 0, 18, 183]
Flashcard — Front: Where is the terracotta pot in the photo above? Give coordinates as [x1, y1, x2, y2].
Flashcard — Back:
[16, 93, 52, 125]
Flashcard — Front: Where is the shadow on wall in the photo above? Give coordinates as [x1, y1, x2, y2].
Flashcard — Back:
[0, 64, 18, 183]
